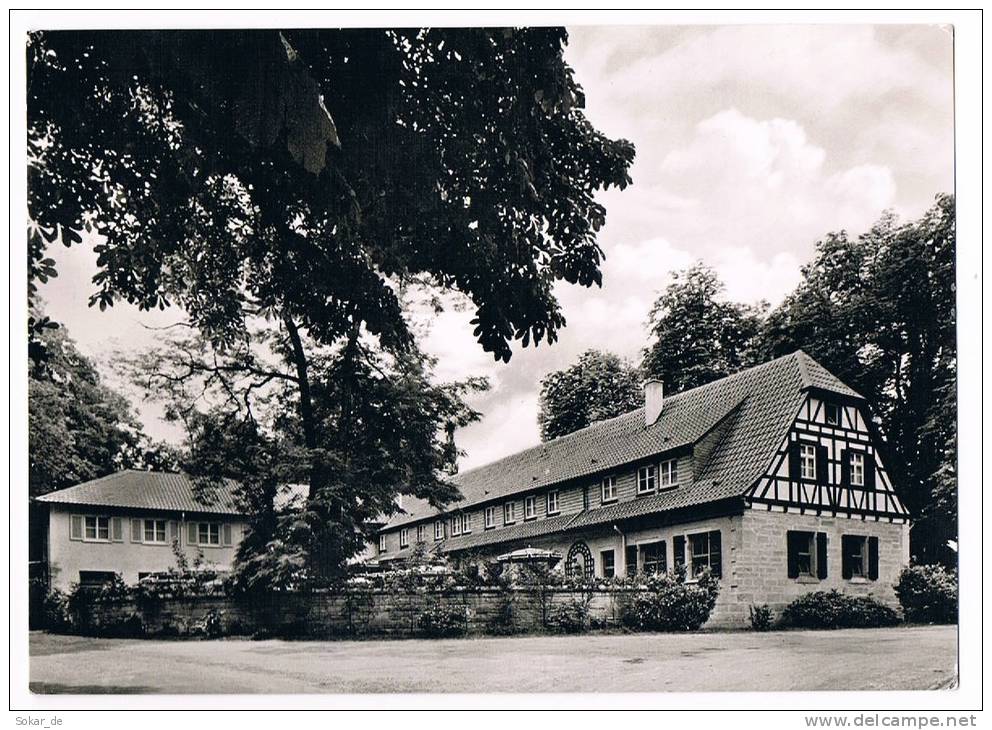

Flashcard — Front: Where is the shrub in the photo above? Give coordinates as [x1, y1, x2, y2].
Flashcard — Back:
[417, 600, 468, 638]
[192, 608, 225, 638]
[619, 568, 720, 632]
[749, 603, 773, 631]
[545, 597, 590, 634]
[782, 590, 899, 629]
[894, 564, 957, 624]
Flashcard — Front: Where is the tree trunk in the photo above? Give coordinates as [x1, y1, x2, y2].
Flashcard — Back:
[282, 312, 320, 499]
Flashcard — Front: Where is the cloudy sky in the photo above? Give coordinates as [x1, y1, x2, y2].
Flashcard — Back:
[40, 24, 954, 471]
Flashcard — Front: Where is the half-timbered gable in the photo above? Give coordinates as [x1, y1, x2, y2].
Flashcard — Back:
[746, 392, 909, 521]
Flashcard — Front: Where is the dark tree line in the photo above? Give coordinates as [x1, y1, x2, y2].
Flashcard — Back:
[539, 195, 956, 564]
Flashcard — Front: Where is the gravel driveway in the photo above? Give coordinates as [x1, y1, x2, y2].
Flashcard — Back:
[29, 625, 956, 694]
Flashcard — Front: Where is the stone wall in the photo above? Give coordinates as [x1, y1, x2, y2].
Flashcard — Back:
[80, 588, 640, 638]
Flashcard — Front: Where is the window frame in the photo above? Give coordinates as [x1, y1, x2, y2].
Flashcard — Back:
[504, 502, 516, 525]
[416, 524, 425, 543]
[83, 515, 111, 543]
[659, 458, 679, 489]
[461, 513, 472, 534]
[689, 530, 721, 578]
[546, 490, 560, 515]
[434, 520, 444, 541]
[849, 451, 866, 487]
[791, 531, 816, 578]
[143, 519, 167, 545]
[601, 476, 617, 503]
[379, 534, 387, 553]
[198, 522, 221, 546]
[399, 528, 409, 548]
[524, 495, 537, 520]
[600, 549, 616, 578]
[450, 516, 462, 537]
[641, 541, 667, 575]
[799, 443, 817, 481]
[637, 465, 657, 494]
[845, 535, 869, 579]
[484, 506, 496, 529]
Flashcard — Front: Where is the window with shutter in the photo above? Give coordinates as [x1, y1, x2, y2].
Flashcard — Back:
[842, 535, 868, 579]
[689, 530, 721, 578]
[641, 541, 667, 574]
[131, 518, 142, 543]
[168, 520, 178, 542]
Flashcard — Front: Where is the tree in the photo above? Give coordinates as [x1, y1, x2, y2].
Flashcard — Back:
[753, 194, 956, 564]
[28, 316, 150, 498]
[27, 28, 635, 578]
[641, 264, 765, 393]
[538, 350, 642, 441]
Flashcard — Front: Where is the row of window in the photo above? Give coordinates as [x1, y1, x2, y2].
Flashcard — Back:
[381, 459, 681, 552]
[791, 441, 874, 488]
[787, 530, 880, 581]
[569, 530, 722, 580]
[68, 515, 233, 548]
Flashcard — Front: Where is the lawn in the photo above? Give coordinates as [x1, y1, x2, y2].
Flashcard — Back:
[29, 625, 956, 694]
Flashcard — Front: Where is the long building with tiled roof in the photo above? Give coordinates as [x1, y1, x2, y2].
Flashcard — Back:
[375, 350, 911, 627]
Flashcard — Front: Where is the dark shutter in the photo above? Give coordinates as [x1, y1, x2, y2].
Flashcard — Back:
[658, 540, 668, 572]
[709, 530, 722, 578]
[815, 444, 829, 484]
[673, 535, 686, 570]
[786, 531, 801, 578]
[840, 450, 850, 488]
[816, 532, 828, 579]
[868, 536, 879, 580]
[864, 457, 876, 490]
[841, 535, 855, 579]
[788, 442, 800, 481]
[625, 545, 638, 576]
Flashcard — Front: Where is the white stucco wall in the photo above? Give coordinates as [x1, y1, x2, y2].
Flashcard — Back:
[47, 504, 249, 592]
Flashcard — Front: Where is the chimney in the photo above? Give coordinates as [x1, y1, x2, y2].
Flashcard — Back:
[644, 379, 664, 426]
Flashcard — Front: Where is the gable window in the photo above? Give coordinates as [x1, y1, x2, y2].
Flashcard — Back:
[524, 495, 537, 520]
[787, 531, 828, 580]
[399, 528, 409, 548]
[379, 534, 387, 553]
[637, 465, 656, 494]
[800, 444, 817, 481]
[450, 516, 462, 537]
[434, 521, 444, 541]
[659, 458, 679, 488]
[416, 524, 425, 543]
[849, 452, 866, 487]
[842, 535, 879, 580]
[601, 550, 615, 578]
[504, 502, 516, 525]
[143, 519, 167, 544]
[461, 513, 472, 534]
[484, 506, 496, 529]
[641, 541, 667, 575]
[825, 402, 840, 426]
[547, 491, 560, 515]
[601, 476, 617, 503]
[689, 530, 722, 578]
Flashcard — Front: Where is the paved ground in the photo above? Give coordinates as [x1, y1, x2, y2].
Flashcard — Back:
[29, 625, 956, 694]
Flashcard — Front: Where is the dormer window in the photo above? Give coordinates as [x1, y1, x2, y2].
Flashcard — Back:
[524, 495, 536, 519]
[637, 465, 656, 494]
[660, 458, 678, 488]
[434, 521, 444, 541]
[504, 502, 516, 525]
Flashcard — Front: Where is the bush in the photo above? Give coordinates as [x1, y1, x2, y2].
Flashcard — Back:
[894, 564, 957, 624]
[192, 608, 225, 638]
[619, 568, 720, 632]
[782, 590, 899, 629]
[749, 603, 773, 631]
[545, 598, 590, 634]
[417, 601, 468, 638]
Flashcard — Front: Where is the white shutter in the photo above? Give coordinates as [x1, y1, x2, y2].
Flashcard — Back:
[222, 523, 233, 547]
[131, 519, 142, 543]
[188, 521, 198, 545]
[168, 520, 178, 542]
[111, 517, 124, 542]
[69, 515, 82, 541]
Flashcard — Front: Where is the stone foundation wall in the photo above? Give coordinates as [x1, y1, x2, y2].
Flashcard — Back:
[81, 588, 641, 638]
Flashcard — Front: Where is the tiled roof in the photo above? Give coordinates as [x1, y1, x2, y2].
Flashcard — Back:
[385, 351, 862, 531]
[34, 470, 308, 516]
